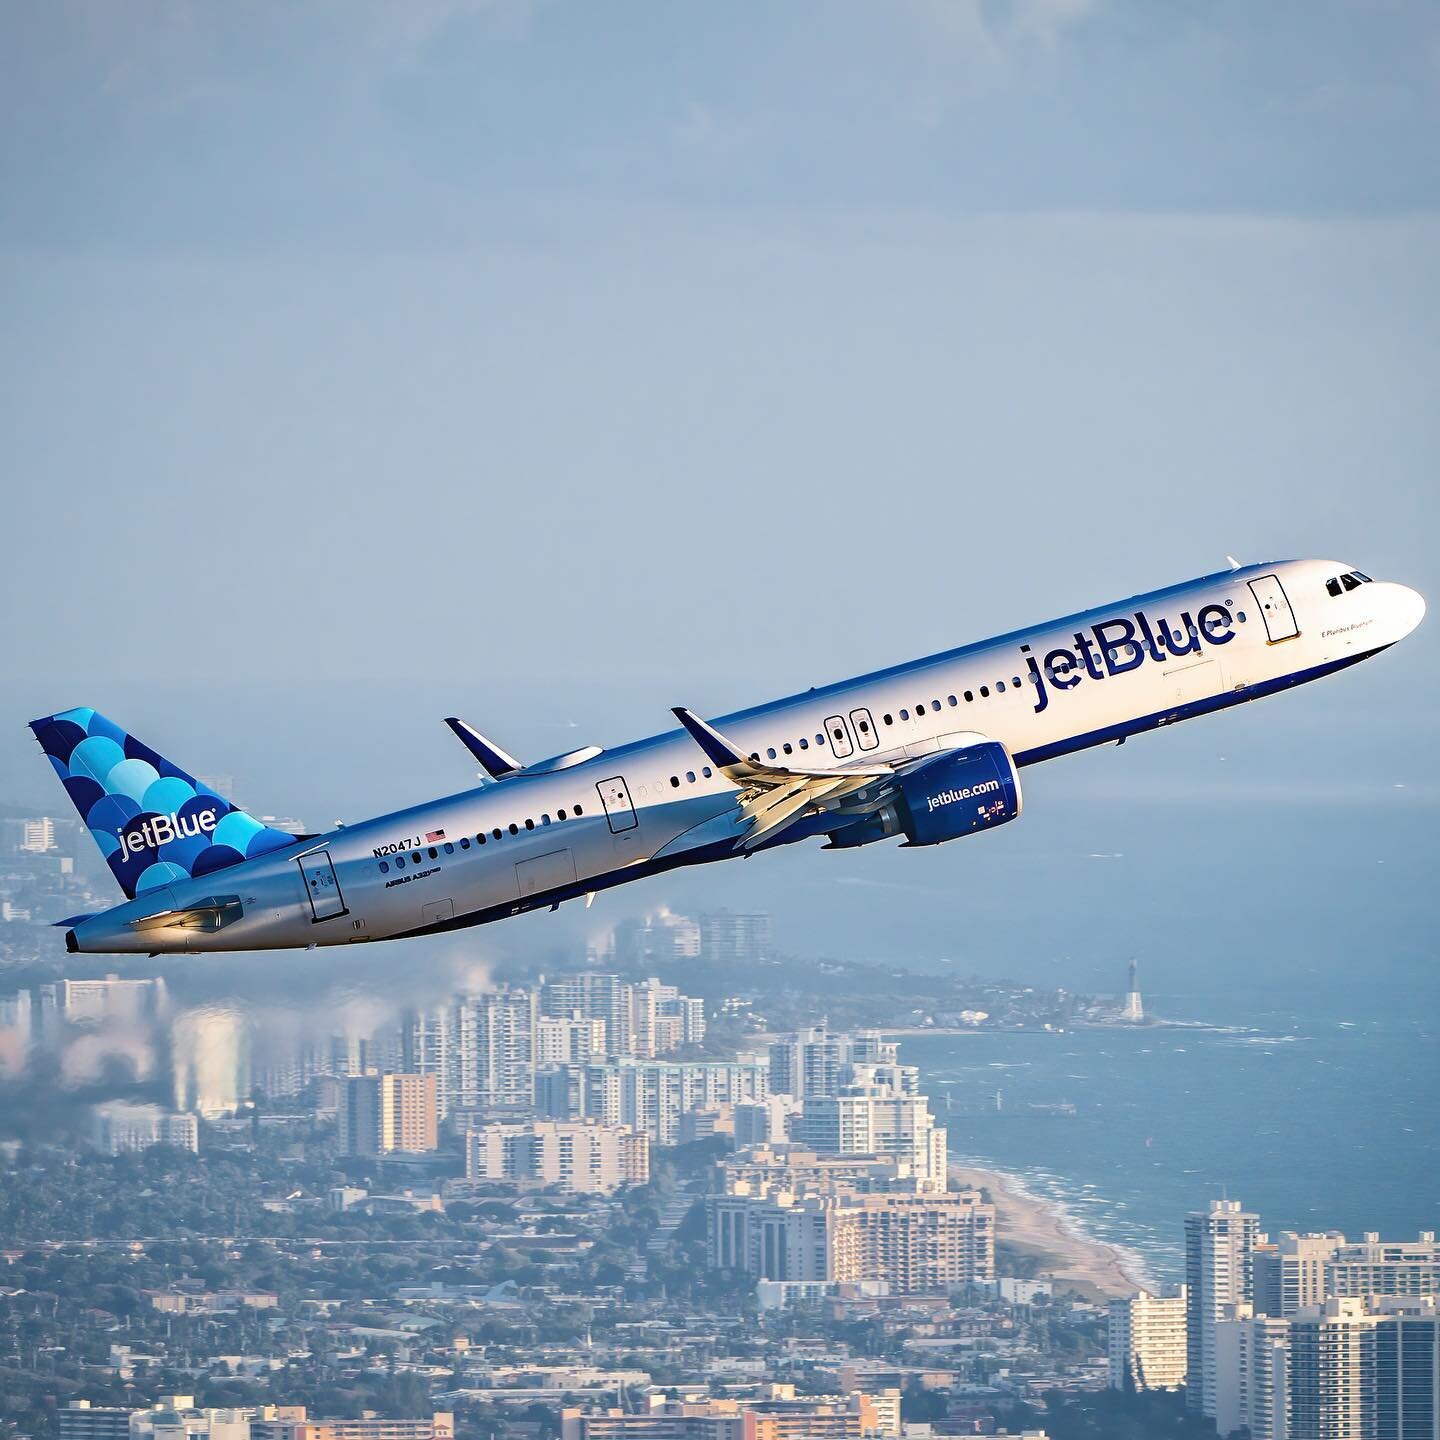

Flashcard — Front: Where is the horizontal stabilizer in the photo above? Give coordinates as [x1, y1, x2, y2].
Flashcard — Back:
[129, 895, 244, 934]
[445, 717, 522, 779]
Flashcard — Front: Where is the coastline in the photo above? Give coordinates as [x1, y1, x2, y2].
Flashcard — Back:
[951, 1162, 1149, 1302]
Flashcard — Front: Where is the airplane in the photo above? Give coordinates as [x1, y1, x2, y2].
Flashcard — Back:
[30, 558, 1424, 956]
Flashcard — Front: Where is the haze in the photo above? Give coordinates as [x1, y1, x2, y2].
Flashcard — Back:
[2, 0, 1436, 996]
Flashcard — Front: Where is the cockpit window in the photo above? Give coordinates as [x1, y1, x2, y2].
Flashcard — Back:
[1326, 577, 1343, 597]
[1352, 571, 1372, 582]
[1341, 573, 1361, 591]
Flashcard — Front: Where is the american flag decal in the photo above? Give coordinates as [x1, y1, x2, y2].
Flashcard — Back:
[425, 829, 446, 843]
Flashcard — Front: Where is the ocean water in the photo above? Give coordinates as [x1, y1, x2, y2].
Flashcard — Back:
[905, 993, 1440, 1286]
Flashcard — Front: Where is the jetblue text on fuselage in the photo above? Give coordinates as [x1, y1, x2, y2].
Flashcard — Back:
[117, 807, 218, 863]
[1023, 601, 1236, 714]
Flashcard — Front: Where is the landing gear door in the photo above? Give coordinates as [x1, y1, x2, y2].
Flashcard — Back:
[297, 850, 348, 922]
[1248, 574, 1300, 643]
[596, 775, 638, 834]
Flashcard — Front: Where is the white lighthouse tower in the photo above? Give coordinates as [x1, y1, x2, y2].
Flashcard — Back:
[1121, 959, 1144, 1023]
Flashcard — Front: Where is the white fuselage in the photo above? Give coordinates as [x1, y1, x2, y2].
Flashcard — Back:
[67, 558, 1424, 954]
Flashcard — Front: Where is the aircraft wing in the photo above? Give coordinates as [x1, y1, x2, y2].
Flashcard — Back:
[671, 707, 895, 851]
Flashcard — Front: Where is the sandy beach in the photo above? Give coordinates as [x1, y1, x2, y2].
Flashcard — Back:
[951, 1163, 1147, 1301]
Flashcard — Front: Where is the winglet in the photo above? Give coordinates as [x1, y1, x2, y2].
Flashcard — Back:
[445, 717, 522, 779]
[671, 707, 749, 771]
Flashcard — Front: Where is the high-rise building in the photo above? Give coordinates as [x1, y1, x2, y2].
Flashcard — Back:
[1214, 1303, 1293, 1440]
[1288, 1296, 1380, 1439]
[549, 1056, 768, 1145]
[1373, 1296, 1440, 1440]
[537, 1014, 608, 1065]
[1253, 1232, 1344, 1317]
[700, 911, 771, 966]
[20, 816, 56, 853]
[708, 1188, 993, 1292]
[1216, 1295, 1440, 1440]
[403, 1003, 461, 1120]
[466, 1119, 649, 1194]
[469, 987, 539, 1110]
[796, 1068, 945, 1192]
[767, 1027, 899, 1100]
[339, 1073, 438, 1155]
[1108, 1289, 1189, 1392]
[1328, 1231, 1440, 1301]
[1186, 1199, 1261, 1417]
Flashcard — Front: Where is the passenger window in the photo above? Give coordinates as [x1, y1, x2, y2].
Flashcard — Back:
[703, 766, 713, 778]
[574, 804, 583, 815]
[492, 828, 502, 840]
[783, 743, 793, 755]
[542, 814, 551, 825]
[858, 719, 871, 733]
[948, 695, 957, 707]
[379, 861, 390, 873]
[428, 847, 438, 859]
[525, 819, 534, 830]
[1012, 676, 1021, 687]
[798, 738, 809, 750]
[1341, 573, 1361, 591]
[979, 687, 989, 698]
[460, 837, 470, 850]
[996, 682, 1006, 694]
[883, 714, 893, 726]
[557, 809, 567, 821]
[670, 776, 680, 787]
[686, 771, 696, 783]
[411, 851, 422, 864]
[396, 856, 405, 868]
[444, 842, 454, 854]
[899, 709, 909, 721]
[478, 834, 487, 845]
[964, 691, 973, 702]
[1326, 577, 1342, 597]
[767, 748, 777, 759]
[508, 824, 518, 836]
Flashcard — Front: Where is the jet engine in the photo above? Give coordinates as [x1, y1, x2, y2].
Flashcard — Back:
[823, 741, 1022, 849]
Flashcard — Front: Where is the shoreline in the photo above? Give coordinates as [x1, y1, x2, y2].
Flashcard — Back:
[951, 1162, 1149, 1302]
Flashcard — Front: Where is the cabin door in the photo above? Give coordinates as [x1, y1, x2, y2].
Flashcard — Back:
[297, 850, 348, 922]
[1248, 574, 1300, 643]
[596, 775, 639, 833]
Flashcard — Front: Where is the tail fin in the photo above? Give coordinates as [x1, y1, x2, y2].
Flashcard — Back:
[28, 707, 299, 899]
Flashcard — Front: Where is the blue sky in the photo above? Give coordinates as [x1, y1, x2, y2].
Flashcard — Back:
[2, 0, 1437, 984]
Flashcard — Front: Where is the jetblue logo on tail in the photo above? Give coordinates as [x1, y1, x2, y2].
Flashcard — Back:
[117, 808, 218, 864]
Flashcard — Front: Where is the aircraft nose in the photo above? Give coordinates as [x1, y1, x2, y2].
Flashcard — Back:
[1386, 582, 1426, 642]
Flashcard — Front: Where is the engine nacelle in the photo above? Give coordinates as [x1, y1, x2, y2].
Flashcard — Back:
[894, 741, 1022, 846]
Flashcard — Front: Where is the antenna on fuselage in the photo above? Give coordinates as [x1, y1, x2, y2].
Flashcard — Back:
[1226, 555, 1242, 571]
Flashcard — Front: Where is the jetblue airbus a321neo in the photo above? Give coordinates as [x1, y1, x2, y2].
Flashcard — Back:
[32, 559, 1425, 956]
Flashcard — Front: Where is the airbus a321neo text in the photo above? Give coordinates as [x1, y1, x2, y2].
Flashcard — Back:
[31, 559, 1424, 956]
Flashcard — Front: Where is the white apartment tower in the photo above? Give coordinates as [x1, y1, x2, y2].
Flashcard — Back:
[1109, 1288, 1189, 1391]
[1186, 1199, 1261, 1417]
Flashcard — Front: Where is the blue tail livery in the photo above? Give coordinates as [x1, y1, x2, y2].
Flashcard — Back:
[28, 707, 299, 899]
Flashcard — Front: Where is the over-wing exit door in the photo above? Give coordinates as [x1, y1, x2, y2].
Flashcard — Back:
[596, 775, 638, 833]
